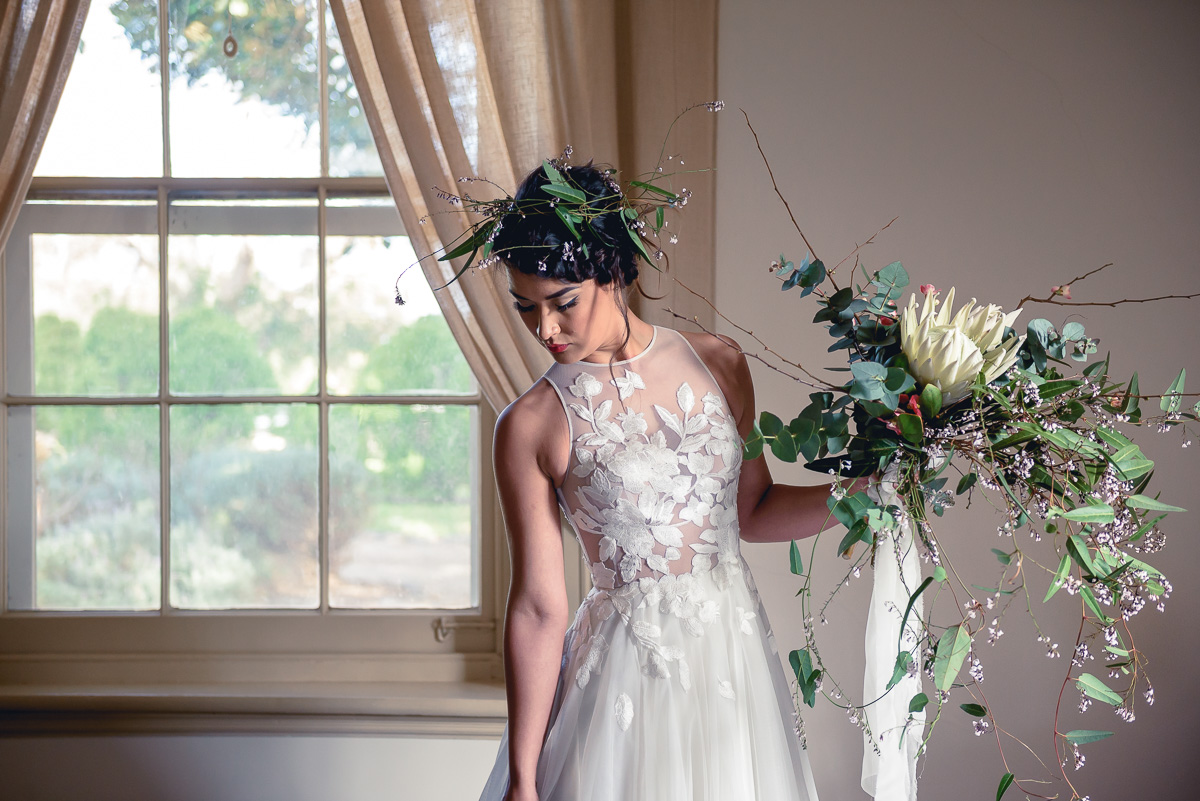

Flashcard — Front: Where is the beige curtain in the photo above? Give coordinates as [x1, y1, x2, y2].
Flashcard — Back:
[0, 0, 90, 251]
[329, 0, 717, 411]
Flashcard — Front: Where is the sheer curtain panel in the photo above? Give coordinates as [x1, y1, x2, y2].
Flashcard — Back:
[328, 0, 718, 410]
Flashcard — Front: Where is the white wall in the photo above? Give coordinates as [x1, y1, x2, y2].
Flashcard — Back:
[0, 734, 498, 801]
[717, 2, 1199, 800]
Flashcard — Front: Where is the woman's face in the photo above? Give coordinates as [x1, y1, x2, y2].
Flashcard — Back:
[506, 270, 625, 364]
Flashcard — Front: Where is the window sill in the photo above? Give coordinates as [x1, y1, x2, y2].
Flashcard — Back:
[0, 681, 507, 737]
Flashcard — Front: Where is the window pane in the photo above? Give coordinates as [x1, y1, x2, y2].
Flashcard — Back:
[325, 235, 474, 395]
[329, 404, 474, 609]
[169, 403, 318, 609]
[168, 226, 318, 395]
[326, 0, 382, 176]
[168, 0, 320, 177]
[27, 405, 160, 611]
[33, 233, 160, 396]
[36, 1, 163, 177]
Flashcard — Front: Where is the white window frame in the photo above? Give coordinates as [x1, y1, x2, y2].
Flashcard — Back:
[0, 185, 517, 732]
[0, 0, 589, 735]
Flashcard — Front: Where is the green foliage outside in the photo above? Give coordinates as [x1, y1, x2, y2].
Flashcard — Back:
[108, 0, 377, 170]
[33, 244, 473, 610]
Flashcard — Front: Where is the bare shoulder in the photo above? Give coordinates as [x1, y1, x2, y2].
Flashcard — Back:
[678, 330, 753, 423]
[495, 376, 570, 486]
[679, 329, 743, 373]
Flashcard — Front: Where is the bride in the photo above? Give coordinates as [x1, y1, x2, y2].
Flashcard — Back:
[472, 159, 866, 801]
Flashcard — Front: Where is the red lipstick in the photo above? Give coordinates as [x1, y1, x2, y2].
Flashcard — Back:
[547, 343, 569, 354]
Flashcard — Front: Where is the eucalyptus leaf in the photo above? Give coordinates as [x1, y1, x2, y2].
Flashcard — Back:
[887, 651, 913, 691]
[799, 257, 825, 289]
[771, 430, 799, 462]
[960, 703, 987, 717]
[1049, 503, 1115, 524]
[628, 223, 658, 266]
[908, 692, 929, 713]
[1067, 534, 1097, 577]
[541, 159, 566, 185]
[1122, 373, 1141, 418]
[956, 473, 977, 495]
[1062, 321, 1086, 341]
[1027, 318, 1055, 348]
[920, 383, 943, 417]
[789, 540, 804, 575]
[896, 413, 924, 444]
[555, 205, 581, 239]
[837, 519, 871, 558]
[438, 221, 493, 261]
[849, 361, 889, 401]
[873, 261, 909, 292]
[628, 179, 678, 200]
[1044, 553, 1071, 602]
[759, 412, 783, 437]
[1125, 494, 1185, 513]
[1038, 379, 1079, 400]
[1076, 673, 1123, 706]
[742, 423, 764, 460]
[1160, 368, 1186, 413]
[541, 184, 587, 203]
[933, 624, 971, 692]
[1064, 729, 1115, 745]
[991, 548, 1012, 565]
[897, 576, 934, 652]
[996, 773, 1015, 801]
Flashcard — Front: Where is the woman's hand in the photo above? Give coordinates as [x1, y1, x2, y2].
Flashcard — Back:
[504, 782, 540, 801]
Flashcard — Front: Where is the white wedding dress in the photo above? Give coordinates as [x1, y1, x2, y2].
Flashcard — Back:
[478, 327, 820, 801]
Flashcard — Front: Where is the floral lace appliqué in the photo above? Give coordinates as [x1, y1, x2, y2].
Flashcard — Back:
[556, 356, 750, 697]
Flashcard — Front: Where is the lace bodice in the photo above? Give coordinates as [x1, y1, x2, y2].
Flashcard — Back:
[544, 327, 746, 594]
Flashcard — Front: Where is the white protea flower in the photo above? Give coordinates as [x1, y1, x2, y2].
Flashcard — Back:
[899, 287, 1025, 404]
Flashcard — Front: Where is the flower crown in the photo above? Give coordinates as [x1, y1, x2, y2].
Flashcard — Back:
[395, 100, 723, 305]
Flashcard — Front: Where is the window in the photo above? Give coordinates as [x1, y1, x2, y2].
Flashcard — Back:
[1, 0, 507, 696]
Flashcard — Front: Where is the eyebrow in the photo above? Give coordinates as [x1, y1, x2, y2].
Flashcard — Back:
[508, 286, 578, 301]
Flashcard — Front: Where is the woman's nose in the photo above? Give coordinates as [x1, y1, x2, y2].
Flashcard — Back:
[537, 313, 559, 340]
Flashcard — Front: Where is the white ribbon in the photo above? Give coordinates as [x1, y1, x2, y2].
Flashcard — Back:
[861, 460, 926, 801]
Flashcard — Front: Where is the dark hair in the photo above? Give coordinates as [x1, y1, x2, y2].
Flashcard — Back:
[490, 161, 641, 288]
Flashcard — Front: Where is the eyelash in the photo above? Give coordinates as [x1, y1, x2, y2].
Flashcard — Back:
[513, 299, 578, 313]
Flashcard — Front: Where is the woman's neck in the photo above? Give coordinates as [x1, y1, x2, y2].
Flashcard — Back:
[582, 315, 655, 364]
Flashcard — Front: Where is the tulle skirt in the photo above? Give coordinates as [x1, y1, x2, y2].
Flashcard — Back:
[478, 559, 820, 801]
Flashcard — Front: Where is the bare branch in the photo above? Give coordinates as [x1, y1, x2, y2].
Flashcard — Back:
[740, 109, 827, 286]
[1023, 292, 1200, 309]
[833, 216, 901, 275]
[667, 274, 836, 388]
[665, 310, 833, 389]
[1016, 262, 1200, 309]
[1015, 263, 1113, 309]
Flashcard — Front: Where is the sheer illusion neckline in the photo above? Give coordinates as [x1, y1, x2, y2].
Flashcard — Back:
[577, 325, 659, 367]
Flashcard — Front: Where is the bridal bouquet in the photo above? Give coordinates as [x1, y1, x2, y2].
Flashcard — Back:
[741, 249, 1191, 799]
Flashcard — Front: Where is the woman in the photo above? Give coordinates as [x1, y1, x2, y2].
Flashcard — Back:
[476, 161, 865, 801]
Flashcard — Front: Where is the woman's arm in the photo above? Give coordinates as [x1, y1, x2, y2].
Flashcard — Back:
[493, 398, 570, 798]
[687, 331, 868, 545]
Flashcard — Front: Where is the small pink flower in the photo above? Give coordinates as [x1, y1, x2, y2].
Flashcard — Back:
[885, 420, 901, 435]
[920, 284, 938, 295]
[907, 395, 922, 416]
[1052, 284, 1072, 299]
